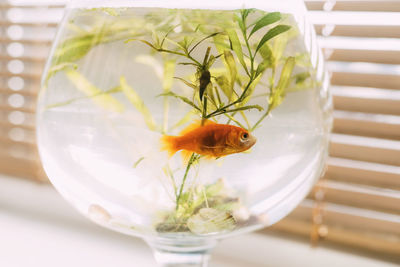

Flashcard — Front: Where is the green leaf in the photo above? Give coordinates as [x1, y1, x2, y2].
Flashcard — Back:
[44, 62, 77, 86]
[177, 36, 194, 53]
[205, 82, 216, 105]
[241, 9, 255, 21]
[151, 30, 161, 48]
[276, 57, 296, 92]
[174, 77, 197, 90]
[272, 30, 290, 66]
[294, 71, 311, 85]
[234, 14, 245, 33]
[226, 28, 248, 74]
[213, 34, 230, 54]
[189, 32, 221, 54]
[65, 69, 125, 113]
[159, 91, 201, 112]
[242, 75, 262, 104]
[187, 208, 236, 235]
[120, 76, 157, 130]
[206, 55, 216, 69]
[255, 25, 291, 55]
[223, 50, 237, 97]
[255, 60, 269, 78]
[53, 35, 96, 65]
[215, 75, 232, 101]
[125, 38, 159, 50]
[270, 56, 295, 109]
[212, 105, 263, 117]
[225, 105, 263, 113]
[205, 179, 225, 197]
[46, 86, 121, 110]
[163, 60, 176, 92]
[258, 43, 275, 68]
[133, 157, 145, 168]
[249, 12, 281, 37]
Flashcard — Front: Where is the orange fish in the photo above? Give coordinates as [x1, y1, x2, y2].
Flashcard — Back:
[161, 120, 256, 159]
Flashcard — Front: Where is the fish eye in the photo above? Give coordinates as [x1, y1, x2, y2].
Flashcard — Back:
[241, 132, 249, 141]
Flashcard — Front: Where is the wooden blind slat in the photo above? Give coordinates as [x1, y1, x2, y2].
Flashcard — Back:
[0, 55, 46, 63]
[0, 72, 41, 81]
[314, 25, 400, 38]
[327, 158, 400, 190]
[269, 217, 400, 258]
[333, 113, 400, 140]
[0, 21, 58, 27]
[331, 72, 400, 90]
[267, 202, 400, 259]
[330, 134, 400, 166]
[0, 4, 64, 9]
[0, 105, 35, 114]
[0, 38, 52, 46]
[0, 88, 38, 97]
[293, 201, 400, 236]
[325, 49, 400, 65]
[0, 155, 41, 180]
[0, 136, 36, 148]
[314, 181, 400, 215]
[306, 1, 400, 12]
[0, 121, 35, 131]
[333, 94, 400, 116]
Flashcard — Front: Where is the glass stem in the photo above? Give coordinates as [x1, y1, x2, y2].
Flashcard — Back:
[147, 239, 217, 267]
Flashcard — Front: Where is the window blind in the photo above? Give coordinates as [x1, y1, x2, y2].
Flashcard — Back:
[266, 0, 400, 263]
[0, 1, 61, 181]
[0, 0, 399, 262]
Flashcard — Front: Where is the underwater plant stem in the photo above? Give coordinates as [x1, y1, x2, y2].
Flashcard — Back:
[242, 23, 255, 79]
[240, 111, 251, 129]
[251, 106, 272, 131]
[224, 113, 246, 128]
[176, 153, 196, 210]
[157, 48, 202, 66]
[205, 78, 254, 118]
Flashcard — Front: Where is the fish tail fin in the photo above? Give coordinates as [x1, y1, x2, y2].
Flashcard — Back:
[160, 135, 179, 157]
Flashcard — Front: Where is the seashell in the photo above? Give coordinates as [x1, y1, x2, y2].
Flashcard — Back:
[187, 208, 236, 235]
[88, 204, 111, 223]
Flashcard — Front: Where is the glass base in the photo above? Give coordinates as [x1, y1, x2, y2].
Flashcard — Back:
[147, 238, 217, 267]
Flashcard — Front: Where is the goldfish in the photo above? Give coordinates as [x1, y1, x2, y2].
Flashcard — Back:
[161, 120, 256, 159]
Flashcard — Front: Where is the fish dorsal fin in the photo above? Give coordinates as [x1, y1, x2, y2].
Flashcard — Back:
[179, 119, 216, 135]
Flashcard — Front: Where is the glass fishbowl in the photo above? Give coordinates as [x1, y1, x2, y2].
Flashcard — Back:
[37, 0, 332, 265]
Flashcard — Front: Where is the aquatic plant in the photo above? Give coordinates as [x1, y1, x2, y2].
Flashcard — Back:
[45, 8, 315, 235]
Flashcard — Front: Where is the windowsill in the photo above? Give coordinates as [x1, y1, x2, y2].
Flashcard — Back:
[0, 174, 396, 267]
